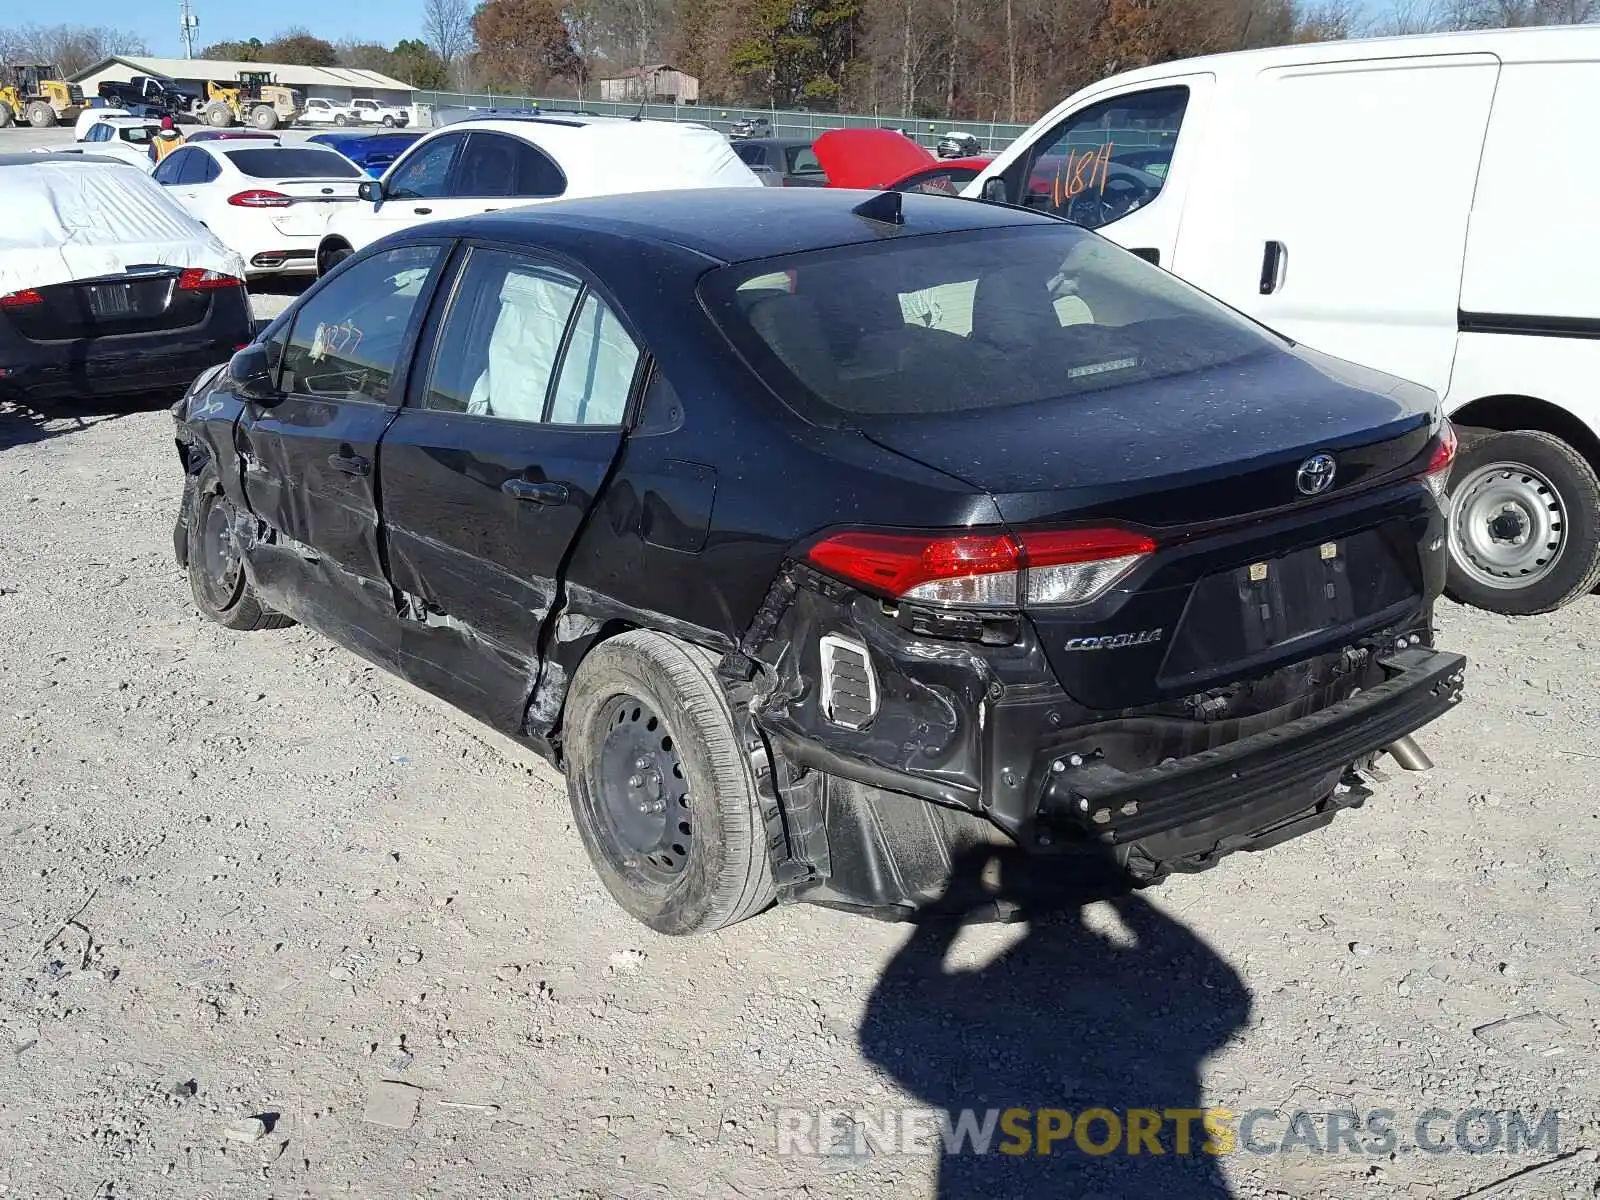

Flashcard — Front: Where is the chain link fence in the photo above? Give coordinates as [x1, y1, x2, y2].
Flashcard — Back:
[417, 91, 1035, 154]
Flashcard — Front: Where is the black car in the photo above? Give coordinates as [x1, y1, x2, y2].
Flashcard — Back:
[0, 156, 253, 404]
[730, 138, 827, 186]
[170, 187, 1466, 934]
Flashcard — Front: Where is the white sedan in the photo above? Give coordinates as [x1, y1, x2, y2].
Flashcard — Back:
[75, 105, 132, 140]
[67, 117, 163, 171]
[151, 140, 364, 278]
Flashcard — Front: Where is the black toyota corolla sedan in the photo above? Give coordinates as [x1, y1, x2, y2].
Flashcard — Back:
[169, 187, 1466, 934]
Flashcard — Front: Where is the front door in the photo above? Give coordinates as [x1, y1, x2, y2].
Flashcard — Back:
[377, 244, 641, 732]
[236, 243, 447, 659]
[362, 131, 472, 243]
[991, 77, 1211, 270]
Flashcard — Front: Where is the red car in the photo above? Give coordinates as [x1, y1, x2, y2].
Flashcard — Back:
[812, 128, 991, 193]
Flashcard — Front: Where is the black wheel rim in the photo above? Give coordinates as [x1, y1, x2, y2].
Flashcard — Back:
[196, 494, 244, 613]
[592, 694, 692, 884]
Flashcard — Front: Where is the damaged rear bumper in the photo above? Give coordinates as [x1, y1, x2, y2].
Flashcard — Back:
[758, 645, 1466, 920]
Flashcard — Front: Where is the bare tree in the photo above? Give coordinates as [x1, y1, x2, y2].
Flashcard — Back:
[423, 0, 475, 75]
[0, 23, 148, 75]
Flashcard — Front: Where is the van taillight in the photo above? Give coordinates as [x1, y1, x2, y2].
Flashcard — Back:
[806, 527, 1157, 608]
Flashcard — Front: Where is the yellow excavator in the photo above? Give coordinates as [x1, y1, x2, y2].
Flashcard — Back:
[199, 70, 303, 130]
[0, 64, 85, 128]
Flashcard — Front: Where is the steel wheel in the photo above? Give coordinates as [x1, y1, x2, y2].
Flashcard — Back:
[1448, 460, 1566, 590]
[591, 694, 692, 884]
[195, 492, 245, 613]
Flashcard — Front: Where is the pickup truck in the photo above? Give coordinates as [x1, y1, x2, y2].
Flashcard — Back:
[97, 74, 200, 119]
[349, 97, 410, 127]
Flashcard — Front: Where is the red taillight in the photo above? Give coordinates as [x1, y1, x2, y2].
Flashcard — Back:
[806, 527, 1157, 608]
[0, 288, 44, 309]
[178, 269, 242, 291]
[1421, 419, 1458, 501]
[228, 189, 292, 208]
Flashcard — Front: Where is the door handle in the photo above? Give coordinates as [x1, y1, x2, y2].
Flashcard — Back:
[328, 451, 371, 477]
[413, 206, 433, 215]
[502, 479, 568, 505]
[1259, 240, 1287, 295]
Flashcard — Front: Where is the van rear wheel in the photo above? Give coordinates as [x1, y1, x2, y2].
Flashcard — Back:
[1446, 428, 1600, 615]
[563, 631, 775, 935]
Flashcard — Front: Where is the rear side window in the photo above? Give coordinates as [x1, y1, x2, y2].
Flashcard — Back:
[733, 142, 765, 166]
[225, 148, 361, 178]
[454, 132, 566, 198]
[547, 293, 640, 426]
[118, 125, 155, 145]
[423, 248, 583, 421]
[702, 225, 1277, 420]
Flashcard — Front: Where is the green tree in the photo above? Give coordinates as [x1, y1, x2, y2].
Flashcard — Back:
[391, 38, 450, 88]
[263, 29, 340, 65]
[731, 0, 859, 106]
[199, 36, 264, 61]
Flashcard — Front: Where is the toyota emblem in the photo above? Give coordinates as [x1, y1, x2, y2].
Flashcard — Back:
[1296, 454, 1337, 496]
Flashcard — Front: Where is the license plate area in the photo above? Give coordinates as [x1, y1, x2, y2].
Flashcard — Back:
[87, 284, 134, 318]
[1159, 526, 1417, 686]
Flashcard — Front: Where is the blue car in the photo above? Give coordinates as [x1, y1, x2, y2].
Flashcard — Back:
[305, 130, 423, 178]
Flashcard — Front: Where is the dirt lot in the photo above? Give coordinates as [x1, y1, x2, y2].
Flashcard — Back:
[2, 231, 1600, 1198]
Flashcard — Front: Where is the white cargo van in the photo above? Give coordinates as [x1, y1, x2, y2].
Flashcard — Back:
[969, 27, 1600, 615]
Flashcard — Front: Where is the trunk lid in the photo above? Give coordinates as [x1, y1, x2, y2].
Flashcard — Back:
[855, 346, 1442, 711]
[854, 345, 1436, 530]
[262, 179, 362, 235]
[4, 266, 214, 341]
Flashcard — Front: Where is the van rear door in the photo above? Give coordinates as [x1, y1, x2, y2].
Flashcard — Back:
[1172, 52, 1500, 398]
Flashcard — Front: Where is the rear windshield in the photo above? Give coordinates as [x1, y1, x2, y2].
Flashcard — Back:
[701, 225, 1279, 421]
[224, 147, 361, 179]
[785, 145, 823, 175]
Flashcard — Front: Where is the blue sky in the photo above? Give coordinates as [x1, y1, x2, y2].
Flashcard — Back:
[59, 0, 423, 57]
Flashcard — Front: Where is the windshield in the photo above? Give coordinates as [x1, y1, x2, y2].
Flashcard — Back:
[224, 147, 362, 179]
[701, 225, 1280, 420]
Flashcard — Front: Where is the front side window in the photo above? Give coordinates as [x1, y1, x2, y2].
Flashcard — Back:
[1019, 86, 1189, 228]
[702, 225, 1276, 421]
[385, 133, 461, 198]
[278, 245, 442, 403]
[424, 248, 582, 422]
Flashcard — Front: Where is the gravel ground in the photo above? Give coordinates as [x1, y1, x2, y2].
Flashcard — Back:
[2, 190, 1600, 1199]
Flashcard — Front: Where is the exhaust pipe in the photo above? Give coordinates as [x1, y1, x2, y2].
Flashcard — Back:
[1386, 735, 1433, 772]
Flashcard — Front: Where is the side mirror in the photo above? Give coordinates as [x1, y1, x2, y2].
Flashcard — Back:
[358, 179, 382, 202]
[981, 176, 1009, 204]
[229, 343, 282, 407]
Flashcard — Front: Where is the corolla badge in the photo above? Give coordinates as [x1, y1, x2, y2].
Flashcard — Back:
[1296, 454, 1337, 496]
[1064, 628, 1164, 651]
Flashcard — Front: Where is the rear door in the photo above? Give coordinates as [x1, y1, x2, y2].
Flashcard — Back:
[377, 243, 642, 732]
[1173, 53, 1499, 395]
[236, 243, 447, 652]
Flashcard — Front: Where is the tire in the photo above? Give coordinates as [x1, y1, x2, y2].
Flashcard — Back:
[316, 240, 352, 277]
[1445, 428, 1600, 615]
[186, 481, 293, 631]
[382, 114, 395, 127]
[334, 113, 347, 127]
[251, 105, 279, 130]
[563, 631, 776, 935]
[0, 104, 12, 129]
[26, 101, 56, 128]
[204, 101, 232, 128]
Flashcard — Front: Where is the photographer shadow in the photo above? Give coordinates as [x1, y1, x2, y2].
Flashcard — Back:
[858, 846, 1252, 1199]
